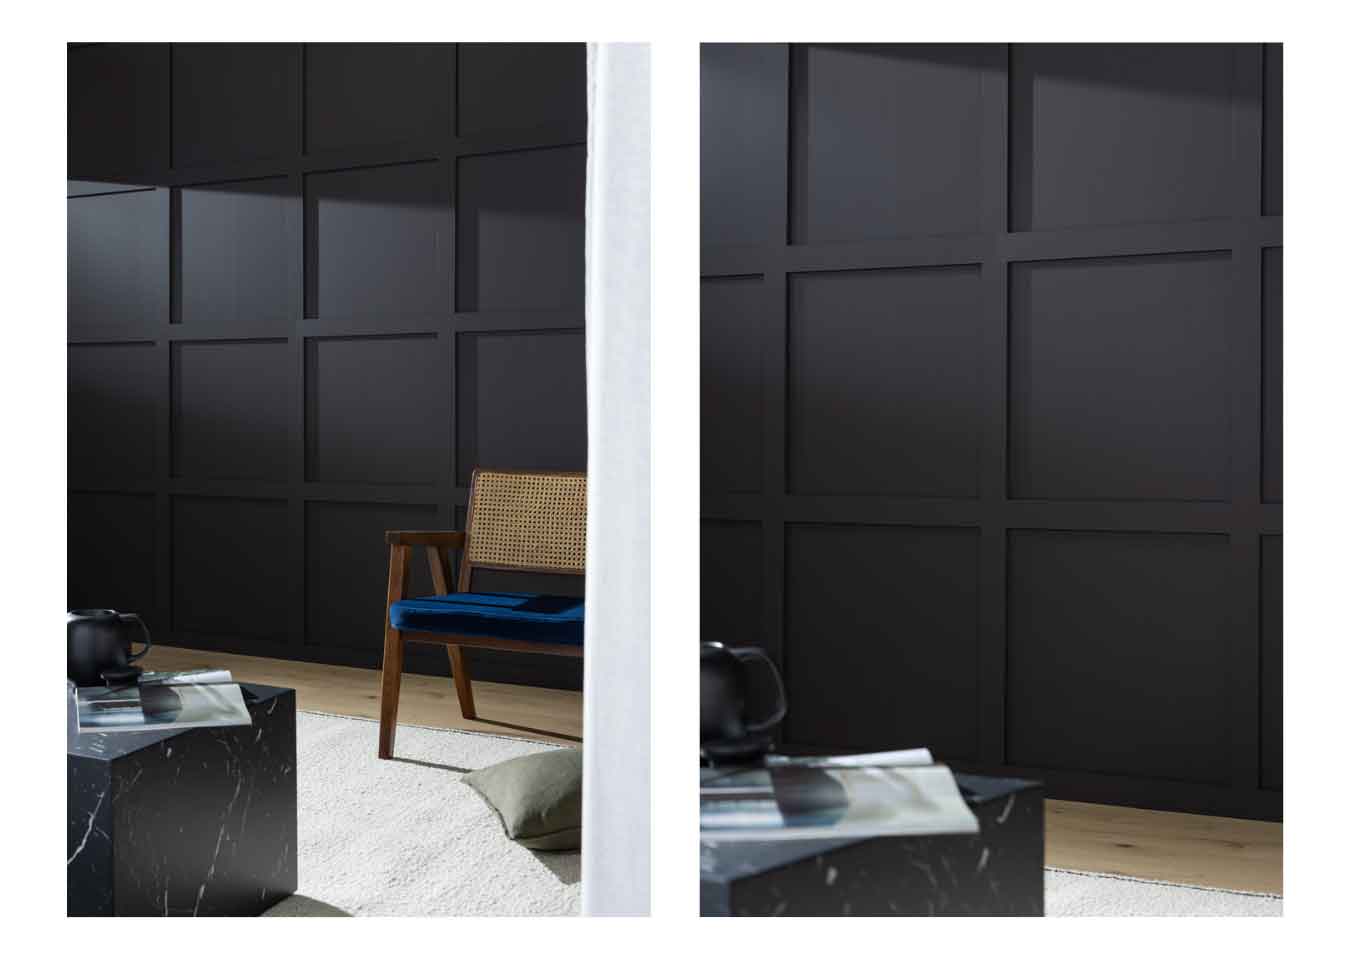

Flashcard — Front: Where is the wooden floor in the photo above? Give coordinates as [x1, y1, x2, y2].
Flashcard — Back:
[1046, 799, 1281, 895]
[142, 646, 582, 745]
[143, 647, 1281, 895]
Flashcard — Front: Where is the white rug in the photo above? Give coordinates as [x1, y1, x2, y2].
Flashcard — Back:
[264, 712, 580, 917]
[1046, 868, 1282, 917]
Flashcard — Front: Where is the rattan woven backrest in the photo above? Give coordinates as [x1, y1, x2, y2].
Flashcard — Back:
[462, 469, 587, 578]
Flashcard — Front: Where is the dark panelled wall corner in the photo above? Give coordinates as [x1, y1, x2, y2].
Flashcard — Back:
[700, 43, 1282, 819]
[68, 43, 588, 690]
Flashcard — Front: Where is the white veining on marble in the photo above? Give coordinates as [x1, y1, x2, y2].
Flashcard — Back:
[68, 788, 106, 866]
[114, 767, 144, 801]
[995, 795, 1015, 824]
[194, 822, 230, 916]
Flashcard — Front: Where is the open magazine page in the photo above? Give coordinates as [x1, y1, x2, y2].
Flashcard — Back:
[765, 747, 934, 769]
[138, 668, 234, 686]
[76, 677, 252, 733]
[700, 762, 977, 842]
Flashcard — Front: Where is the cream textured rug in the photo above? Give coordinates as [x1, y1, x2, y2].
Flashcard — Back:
[1046, 868, 1282, 917]
[263, 712, 580, 917]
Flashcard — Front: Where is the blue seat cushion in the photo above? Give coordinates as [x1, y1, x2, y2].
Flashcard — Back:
[389, 592, 584, 646]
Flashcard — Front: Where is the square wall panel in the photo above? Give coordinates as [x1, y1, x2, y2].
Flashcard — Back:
[1262, 248, 1282, 503]
[1263, 44, 1282, 217]
[171, 43, 297, 169]
[788, 266, 983, 497]
[306, 501, 437, 651]
[306, 335, 444, 485]
[1261, 535, 1282, 790]
[785, 524, 981, 758]
[305, 162, 450, 322]
[68, 190, 167, 334]
[456, 147, 585, 312]
[68, 493, 157, 630]
[68, 44, 168, 177]
[789, 44, 988, 244]
[701, 276, 764, 493]
[69, 343, 158, 487]
[1010, 44, 1240, 230]
[455, 330, 586, 485]
[701, 44, 787, 246]
[171, 497, 289, 641]
[457, 43, 585, 138]
[1006, 530, 1231, 784]
[172, 340, 290, 481]
[701, 521, 764, 650]
[178, 177, 296, 328]
[305, 43, 453, 153]
[1008, 253, 1231, 502]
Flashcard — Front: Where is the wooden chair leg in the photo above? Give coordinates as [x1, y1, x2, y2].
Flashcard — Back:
[378, 626, 405, 758]
[447, 645, 477, 720]
[378, 543, 411, 759]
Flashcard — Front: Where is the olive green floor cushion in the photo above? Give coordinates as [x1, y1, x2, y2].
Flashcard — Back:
[463, 748, 582, 851]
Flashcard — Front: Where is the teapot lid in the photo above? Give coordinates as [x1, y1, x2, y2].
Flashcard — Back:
[68, 608, 118, 622]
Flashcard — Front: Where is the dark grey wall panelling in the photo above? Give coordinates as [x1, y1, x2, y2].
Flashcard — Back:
[304, 161, 452, 322]
[701, 520, 765, 650]
[177, 177, 297, 329]
[1009, 44, 1239, 231]
[701, 43, 1282, 819]
[701, 276, 766, 493]
[1008, 253, 1232, 502]
[172, 497, 291, 642]
[1262, 247, 1283, 503]
[68, 187, 168, 335]
[1260, 535, 1282, 789]
[68, 44, 169, 179]
[304, 44, 454, 153]
[68, 42, 588, 690]
[789, 266, 983, 498]
[457, 43, 586, 139]
[1006, 531, 1231, 785]
[456, 147, 586, 312]
[171, 339, 291, 481]
[171, 44, 299, 170]
[700, 44, 786, 247]
[455, 330, 588, 485]
[786, 524, 981, 760]
[68, 493, 158, 622]
[791, 44, 989, 243]
[69, 343, 159, 486]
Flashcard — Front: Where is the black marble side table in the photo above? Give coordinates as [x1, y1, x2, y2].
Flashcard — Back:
[67, 682, 298, 917]
[700, 773, 1044, 916]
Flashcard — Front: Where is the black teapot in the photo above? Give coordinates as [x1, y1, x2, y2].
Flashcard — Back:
[67, 609, 152, 687]
[700, 642, 787, 765]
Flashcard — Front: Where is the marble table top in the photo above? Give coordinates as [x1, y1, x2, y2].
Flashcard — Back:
[66, 682, 291, 762]
[700, 771, 1040, 882]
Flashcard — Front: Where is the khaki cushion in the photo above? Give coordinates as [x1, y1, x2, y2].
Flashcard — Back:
[463, 748, 582, 851]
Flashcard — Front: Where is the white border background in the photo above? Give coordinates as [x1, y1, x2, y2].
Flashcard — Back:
[5, 3, 1344, 949]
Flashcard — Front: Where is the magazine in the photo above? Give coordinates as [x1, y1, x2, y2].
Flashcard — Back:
[764, 747, 934, 769]
[700, 757, 977, 842]
[75, 669, 252, 734]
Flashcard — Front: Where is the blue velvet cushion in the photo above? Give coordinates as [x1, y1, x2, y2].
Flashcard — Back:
[389, 592, 584, 646]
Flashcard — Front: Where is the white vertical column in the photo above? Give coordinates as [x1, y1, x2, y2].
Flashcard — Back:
[581, 41, 651, 917]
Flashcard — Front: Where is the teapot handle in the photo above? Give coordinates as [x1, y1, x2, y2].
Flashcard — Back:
[118, 613, 153, 663]
[728, 647, 787, 733]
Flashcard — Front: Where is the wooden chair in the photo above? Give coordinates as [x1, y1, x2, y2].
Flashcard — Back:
[378, 468, 586, 759]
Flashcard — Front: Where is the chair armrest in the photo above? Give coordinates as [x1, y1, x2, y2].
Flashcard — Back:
[385, 530, 466, 549]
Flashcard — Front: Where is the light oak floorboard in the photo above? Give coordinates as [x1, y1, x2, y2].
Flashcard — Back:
[140, 648, 1281, 894]
[1045, 799, 1282, 895]
[140, 646, 582, 745]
